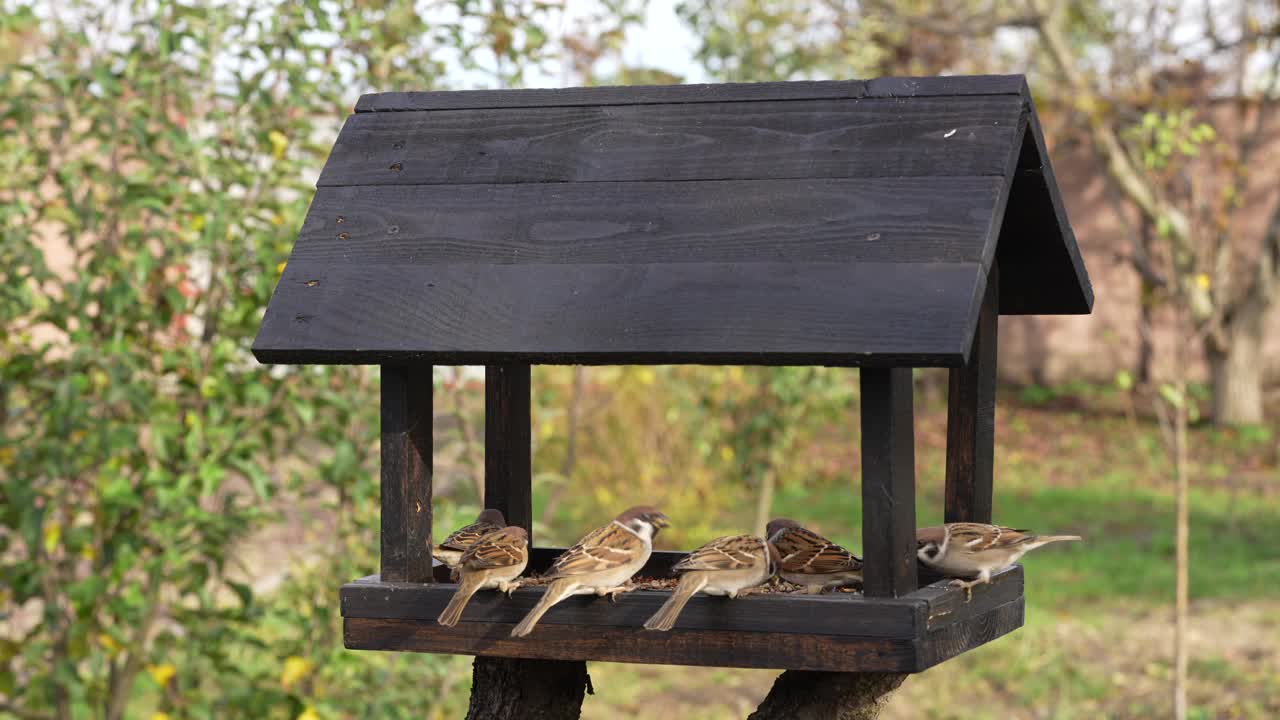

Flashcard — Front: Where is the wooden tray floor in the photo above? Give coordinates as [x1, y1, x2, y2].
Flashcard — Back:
[341, 555, 1023, 673]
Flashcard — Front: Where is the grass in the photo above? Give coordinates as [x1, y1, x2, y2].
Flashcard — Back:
[766, 478, 1280, 610]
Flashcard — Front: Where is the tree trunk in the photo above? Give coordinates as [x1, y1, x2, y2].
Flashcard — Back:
[748, 672, 907, 720]
[1208, 300, 1267, 425]
[465, 657, 591, 720]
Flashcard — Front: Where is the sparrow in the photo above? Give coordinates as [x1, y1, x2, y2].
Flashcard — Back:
[436, 526, 529, 627]
[766, 517, 863, 594]
[643, 534, 776, 631]
[432, 508, 506, 572]
[510, 506, 669, 638]
[917, 522, 1082, 597]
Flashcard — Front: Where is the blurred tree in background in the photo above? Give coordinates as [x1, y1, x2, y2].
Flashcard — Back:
[0, 1, 562, 718]
[1018, 0, 1280, 427]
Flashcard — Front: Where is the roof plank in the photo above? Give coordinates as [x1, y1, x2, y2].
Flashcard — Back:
[291, 177, 1003, 267]
[354, 75, 1028, 113]
[320, 96, 1023, 186]
[252, 261, 983, 366]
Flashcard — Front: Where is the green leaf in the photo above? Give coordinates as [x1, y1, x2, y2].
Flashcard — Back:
[1158, 384, 1184, 409]
[42, 522, 61, 554]
[1114, 370, 1134, 391]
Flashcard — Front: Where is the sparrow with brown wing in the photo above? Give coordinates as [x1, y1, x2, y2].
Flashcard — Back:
[643, 534, 775, 631]
[766, 517, 863, 594]
[437, 526, 529, 627]
[432, 509, 506, 572]
[917, 522, 1082, 598]
[510, 506, 668, 638]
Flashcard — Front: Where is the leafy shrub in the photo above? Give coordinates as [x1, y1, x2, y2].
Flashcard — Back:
[0, 2, 560, 717]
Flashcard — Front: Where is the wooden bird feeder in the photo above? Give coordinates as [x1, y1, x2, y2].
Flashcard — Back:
[253, 75, 1092, 674]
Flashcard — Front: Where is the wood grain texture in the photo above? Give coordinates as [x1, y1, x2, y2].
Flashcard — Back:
[917, 598, 1025, 670]
[747, 671, 907, 720]
[464, 657, 590, 720]
[946, 263, 999, 525]
[354, 75, 1028, 112]
[288, 178, 1002, 267]
[915, 565, 1022, 631]
[340, 566, 1023, 672]
[252, 260, 980, 367]
[485, 365, 533, 542]
[860, 368, 918, 598]
[995, 107, 1093, 315]
[380, 365, 433, 583]
[339, 571, 1023, 672]
[344, 617, 923, 672]
[320, 97, 1023, 186]
[341, 581, 922, 638]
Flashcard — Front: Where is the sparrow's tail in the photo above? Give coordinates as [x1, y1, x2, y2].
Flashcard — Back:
[437, 575, 484, 627]
[643, 573, 707, 632]
[1030, 534, 1082, 547]
[510, 579, 574, 638]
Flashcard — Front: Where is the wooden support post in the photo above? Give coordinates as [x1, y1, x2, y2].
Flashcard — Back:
[471, 364, 590, 720]
[466, 657, 591, 720]
[749, 671, 907, 720]
[380, 364, 433, 583]
[860, 368, 917, 598]
[484, 364, 533, 539]
[945, 265, 998, 524]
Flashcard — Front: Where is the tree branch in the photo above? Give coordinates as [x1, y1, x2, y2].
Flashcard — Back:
[1205, 13, 1280, 53]
[0, 701, 56, 720]
[1031, 5, 1195, 251]
[861, 0, 1039, 37]
[104, 581, 163, 720]
[1091, 140, 1168, 288]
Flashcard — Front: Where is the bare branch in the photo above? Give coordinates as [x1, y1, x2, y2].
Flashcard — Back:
[1239, 49, 1280, 163]
[1208, 22, 1280, 52]
[1091, 140, 1170, 289]
[860, 0, 1040, 37]
[1031, 6, 1196, 252]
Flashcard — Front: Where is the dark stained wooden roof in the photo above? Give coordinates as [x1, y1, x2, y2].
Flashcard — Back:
[253, 75, 1091, 367]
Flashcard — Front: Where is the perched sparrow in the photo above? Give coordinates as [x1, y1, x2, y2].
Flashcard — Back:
[510, 506, 669, 638]
[917, 523, 1082, 596]
[437, 526, 529, 627]
[766, 517, 863, 594]
[432, 509, 506, 571]
[643, 534, 776, 632]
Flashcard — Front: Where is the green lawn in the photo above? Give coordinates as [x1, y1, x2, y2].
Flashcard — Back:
[766, 477, 1280, 611]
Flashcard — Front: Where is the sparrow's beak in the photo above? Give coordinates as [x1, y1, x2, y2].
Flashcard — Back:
[651, 512, 671, 529]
